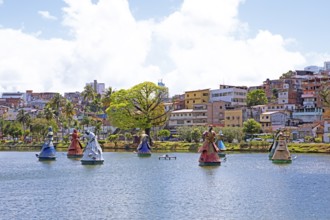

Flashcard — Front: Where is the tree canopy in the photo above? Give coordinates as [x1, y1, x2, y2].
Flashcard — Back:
[246, 89, 268, 107]
[243, 119, 262, 136]
[280, 70, 295, 79]
[106, 81, 169, 145]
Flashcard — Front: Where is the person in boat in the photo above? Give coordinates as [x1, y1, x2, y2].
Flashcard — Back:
[81, 131, 104, 161]
[137, 132, 151, 154]
[67, 129, 83, 157]
[198, 125, 220, 163]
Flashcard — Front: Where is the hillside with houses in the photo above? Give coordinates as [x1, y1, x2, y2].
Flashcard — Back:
[2, 62, 330, 144]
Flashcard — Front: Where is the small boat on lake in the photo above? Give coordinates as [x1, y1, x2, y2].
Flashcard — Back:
[36, 127, 56, 161]
[81, 131, 104, 165]
[159, 154, 176, 160]
[137, 133, 152, 157]
[67, 129, 83, 158]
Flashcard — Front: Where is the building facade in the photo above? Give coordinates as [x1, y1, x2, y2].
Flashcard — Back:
[184, 89, 210, 109]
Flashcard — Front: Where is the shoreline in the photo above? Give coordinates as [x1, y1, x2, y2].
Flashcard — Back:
[1, 141, 330, 154]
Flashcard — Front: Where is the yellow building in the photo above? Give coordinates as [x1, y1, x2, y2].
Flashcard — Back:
[224, 109, 243, 127]
[185, 89, 210, 109]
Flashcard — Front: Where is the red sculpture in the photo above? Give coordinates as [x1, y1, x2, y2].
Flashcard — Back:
[67, 129, 83, 158]
[198, 126, 221, 166]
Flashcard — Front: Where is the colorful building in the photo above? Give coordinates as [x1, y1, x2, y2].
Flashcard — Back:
[185, 89, 210, 109]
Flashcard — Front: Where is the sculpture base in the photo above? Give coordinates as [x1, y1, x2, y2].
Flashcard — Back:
[272, 159, 292, 164]
[38, 157, 56, 161]
[137, 153, 151, 157]
[199, 161, 221, 166]
[81, 160, 104, 165]
[67, 154, 83, 158]
[218, 152, 226, 158]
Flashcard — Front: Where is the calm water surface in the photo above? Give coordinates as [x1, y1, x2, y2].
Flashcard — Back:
[0, 152, 329, 220]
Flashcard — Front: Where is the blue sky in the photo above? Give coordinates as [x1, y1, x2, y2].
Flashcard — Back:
[0, 0, 329, 95]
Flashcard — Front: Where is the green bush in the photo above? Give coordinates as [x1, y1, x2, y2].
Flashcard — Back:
[314, 137, 322, 143]
[99, 140, 106, 145]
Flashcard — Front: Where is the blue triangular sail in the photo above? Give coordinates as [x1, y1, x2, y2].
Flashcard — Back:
[218, 140, 226, 150]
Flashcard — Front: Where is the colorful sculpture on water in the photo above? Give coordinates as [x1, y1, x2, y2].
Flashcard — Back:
[136, 133, 152, 157]
[268, 130, 281, 159]
[81, 131, 104, 165]
[271, 131, 292, 163]
[67, 129, 83, 158]
[217, 131, 226, 158]
[36, 126, 56, 161]
[198, 126, 221, 166]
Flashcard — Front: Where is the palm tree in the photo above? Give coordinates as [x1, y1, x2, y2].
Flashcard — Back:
[94, 120, 102, 138]
[81, 116, 91, 132]
[102, 86, 114, 110]
[91, 95, 103, 113]
[49, 93, 65, 117]
[44, 106, 56, 121]
[81, 84, 96, 104]
[62, 101, 76, 127]
[16, 109, 31, 136]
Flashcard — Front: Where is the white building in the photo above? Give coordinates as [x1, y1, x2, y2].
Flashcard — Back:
[168, 108, 207, 127]
[304, 65, 322, 73]
[324, 61, 330, 71]
[87, 80, 105, 95]
[210, 85, 247, 106]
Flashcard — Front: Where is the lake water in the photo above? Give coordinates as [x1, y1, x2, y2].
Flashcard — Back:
[0, 151, 330, 220]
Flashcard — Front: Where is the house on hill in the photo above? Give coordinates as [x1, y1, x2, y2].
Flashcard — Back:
[260, 111, 288, 133]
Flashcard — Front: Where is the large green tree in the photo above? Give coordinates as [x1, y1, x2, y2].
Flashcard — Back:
[243, 119, 262, 137]
[246, 89, 268, 107]
[106, 81, 169, 145]
[3, 121, 23, 142]
[29, 118, 57, 142]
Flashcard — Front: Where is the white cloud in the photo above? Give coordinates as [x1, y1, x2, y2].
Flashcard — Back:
[0, 0, 3, 5]
[0, 0, 329, 96]
[38, 10, 57, 20]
